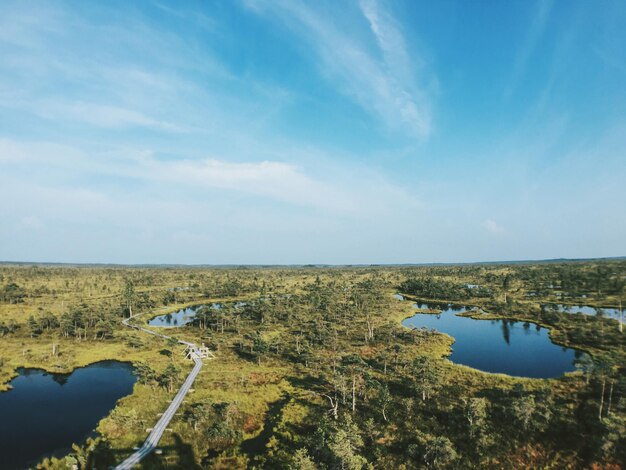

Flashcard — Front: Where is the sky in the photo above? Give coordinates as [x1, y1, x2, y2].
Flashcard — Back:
[0, 0, 624, 265]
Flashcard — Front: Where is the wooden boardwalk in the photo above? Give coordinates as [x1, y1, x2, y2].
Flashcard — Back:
[114, 314, 208, 469]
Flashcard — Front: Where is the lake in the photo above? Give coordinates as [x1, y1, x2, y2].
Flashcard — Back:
[543, 303, 624, 323]
[402, 302, 583, 378]
[0, 361, 136, 469]
[148, 302, 247, 327]
[147, 305, 208, 327]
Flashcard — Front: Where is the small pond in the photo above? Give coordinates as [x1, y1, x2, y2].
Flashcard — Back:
[403, 302, 584, 378]
[543, 304, 624, 323]
[0, 360, 136, 470]
[148, 302, 247, 327]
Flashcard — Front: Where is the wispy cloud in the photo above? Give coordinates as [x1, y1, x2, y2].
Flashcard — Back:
[142, 158, 362, 214]
[245, 0, 434, 139]
[504, 0, 554, 98]
[0, 137, 420, 218]
[35, 101, 187, 132]
[0, 1, 230, 135]
[154, 2, 215, 31]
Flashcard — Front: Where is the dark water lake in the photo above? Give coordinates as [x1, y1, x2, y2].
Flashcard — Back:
[0, 361, 136, 470]
[148, 302, 247, 327]
[402, 302, 583, 378]
[148, 305, 206, 327]
[544, 304, 624, 323]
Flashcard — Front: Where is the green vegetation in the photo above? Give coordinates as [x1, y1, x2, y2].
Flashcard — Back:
[0, 260, 624, 469]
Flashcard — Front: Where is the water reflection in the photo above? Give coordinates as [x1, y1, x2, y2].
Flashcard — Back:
[0, 361, 136, 469]
[403, 302, 581, 378]
[542, 303, 624, 323]
[148, 302, 247, 327]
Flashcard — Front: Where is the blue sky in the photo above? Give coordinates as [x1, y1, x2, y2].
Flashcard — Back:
[0, 0, 624, 264]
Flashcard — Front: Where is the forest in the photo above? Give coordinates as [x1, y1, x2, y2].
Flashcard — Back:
[0, 260, 624, 469]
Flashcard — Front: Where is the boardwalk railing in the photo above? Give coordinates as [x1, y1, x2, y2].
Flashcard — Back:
[115, 313, 208, 469]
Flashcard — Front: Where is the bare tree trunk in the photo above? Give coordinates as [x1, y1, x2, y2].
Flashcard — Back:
[599, 379, 606, 421]
[323, 394, 338, 420]
[352, 375, 356, 413]
[607, 381, 614, 414]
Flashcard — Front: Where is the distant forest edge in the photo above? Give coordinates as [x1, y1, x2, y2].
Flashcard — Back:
[0, 255, 625, 268]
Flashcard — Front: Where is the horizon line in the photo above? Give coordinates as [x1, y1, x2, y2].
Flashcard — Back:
[0, 255, 624, 269]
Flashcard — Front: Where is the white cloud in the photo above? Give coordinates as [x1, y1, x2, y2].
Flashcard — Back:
[483, 219, 505, 234]
[30, 101, 186, 132]
[0, 137, 421, 219]
[143, 158, 361, 214]
[70, 102, 183, 131]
